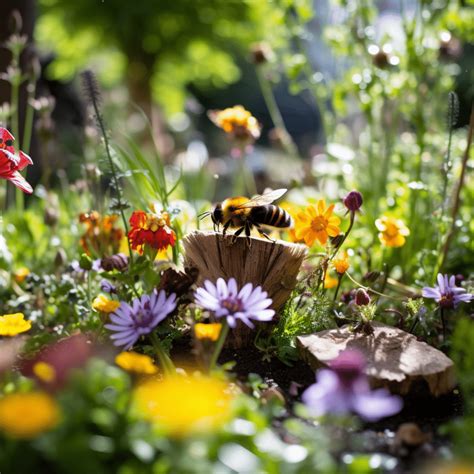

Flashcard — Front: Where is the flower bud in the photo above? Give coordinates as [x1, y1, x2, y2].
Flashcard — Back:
[100, 253, 129, 272]
[8, 10, 22, 34]
[79, 253, 93, 271]
[355, 288, 371, 306]
[250, 42, 274, 65]
[343, 190, 363, 212]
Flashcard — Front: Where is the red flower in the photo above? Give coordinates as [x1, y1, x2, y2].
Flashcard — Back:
[0, 127, 33, 194]
[128, 210, 176, 254]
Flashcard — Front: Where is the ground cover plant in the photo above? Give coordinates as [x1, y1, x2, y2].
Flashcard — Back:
[0, 0, 473, 472]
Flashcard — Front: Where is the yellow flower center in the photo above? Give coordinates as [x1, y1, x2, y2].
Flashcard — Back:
[311, 215, 328, 232]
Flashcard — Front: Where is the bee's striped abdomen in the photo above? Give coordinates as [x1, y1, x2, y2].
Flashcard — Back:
[251, 205, 292, 228]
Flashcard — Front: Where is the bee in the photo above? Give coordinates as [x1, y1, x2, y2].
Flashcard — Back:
[201, 188, 292, 243]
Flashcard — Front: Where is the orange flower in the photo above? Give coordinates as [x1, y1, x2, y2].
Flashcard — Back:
[324, 273, 339, 289]
[295, 200, 341, 246]
[332, 251, 350, 275]
[375, 216, 409, 248]
[209, 105, 261, 144]
[128, 210, 176, 255]
[194, 323, 222, 342]
[79, 211, 123, 256]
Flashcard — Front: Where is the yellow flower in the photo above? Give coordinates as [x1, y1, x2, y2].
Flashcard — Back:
[295, 200, 341, 246]
[115, 351, 159, 375]
[134, 374, 234, 437]
[0, 392, 60, 438]
[13, 267, 30, 284]
[92, 295, 121, 313]
[324, 273, 339, 289]
[375, 215, 410, 248]
[0, 313, 31, 336]
[194, 323, 222, 342]
[33, 362, 56, 383]
[209, 105, 261, 143]
[332, 251, 350, 275]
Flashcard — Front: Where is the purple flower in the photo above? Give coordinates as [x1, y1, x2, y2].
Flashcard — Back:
[194, 277, 275, 328]
[104, 290, 177, 350]
[422, 273, 472, 309]
[302, 350, 402, 422]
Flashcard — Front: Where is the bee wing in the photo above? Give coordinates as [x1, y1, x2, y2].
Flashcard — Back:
[235, 188, 287, 208]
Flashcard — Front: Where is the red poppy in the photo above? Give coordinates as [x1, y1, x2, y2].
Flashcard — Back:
[0, 127, 33, 194]
[128, 210, 176, 254]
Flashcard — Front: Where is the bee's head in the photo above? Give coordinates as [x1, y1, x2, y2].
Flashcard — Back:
[211, 203, 223, 225]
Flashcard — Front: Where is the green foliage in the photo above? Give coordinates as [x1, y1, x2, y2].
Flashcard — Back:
[447, 318, 474, 461]
[269, 289, 333, 364]
[36, 0, 289, 114]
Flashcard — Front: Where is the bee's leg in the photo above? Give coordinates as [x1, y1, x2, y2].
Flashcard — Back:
[230, 226, 245, 244]
[245, 222, 252, 247]
[222, 220, 232, 238]
[255, 224, 276, 243]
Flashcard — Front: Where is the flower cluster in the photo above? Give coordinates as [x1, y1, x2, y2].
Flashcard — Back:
[105, 290, 177, 350]
[302, 350, 402, 421]
[375, 215, 410, 248]
[79, 211, 124, 256]
[422, 273, 472, 309]
[208, 105, 261, 144]
[128, 209, 176, 255]
[294, 200, 341, 247]
[0, 127, 33, 194]
[194, 278, 275, 329]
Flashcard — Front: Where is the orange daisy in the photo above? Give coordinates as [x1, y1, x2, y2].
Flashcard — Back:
[295, 200, 341, 247]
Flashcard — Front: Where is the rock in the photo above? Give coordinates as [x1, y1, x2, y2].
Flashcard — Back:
[183, 231, 307, 348]
[297, 323, 456, 396]
[395, 423, 432, 447]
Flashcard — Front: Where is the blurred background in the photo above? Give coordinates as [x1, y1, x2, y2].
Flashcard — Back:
[1, 0, 472, 197]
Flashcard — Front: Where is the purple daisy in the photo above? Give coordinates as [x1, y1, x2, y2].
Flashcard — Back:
[422, 273, 472, 309]
[194, 277, 275, 328]
[302, 350, 402, 422]
[104, 290, 176, 350]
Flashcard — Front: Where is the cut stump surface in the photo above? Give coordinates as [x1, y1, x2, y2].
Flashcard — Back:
[297, 323, 456, 396]
[183, 231, 307, 348]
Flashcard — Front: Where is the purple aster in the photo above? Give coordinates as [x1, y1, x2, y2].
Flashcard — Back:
[194, 277, 275, 328]
[104, 290, 176, 350]
[302, 350, 402, 422]
[422, 273, 472, 309]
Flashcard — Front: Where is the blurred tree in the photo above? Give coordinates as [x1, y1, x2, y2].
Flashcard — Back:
[36, 0, 287, 119]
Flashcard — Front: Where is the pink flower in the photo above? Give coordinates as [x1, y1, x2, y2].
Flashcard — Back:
[0, 127, 33, 194]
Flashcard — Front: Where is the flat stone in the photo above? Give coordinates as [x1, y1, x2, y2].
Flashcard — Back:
[297, 322, 456, 396]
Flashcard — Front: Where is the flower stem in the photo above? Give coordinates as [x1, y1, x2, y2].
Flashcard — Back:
[256, 66, 298, 157]
[150, 331, 175, 375]
[439, 103, 474, 271]
[209, 321, 229, 371]
[333, 274, 343, 302]
[440, 307, 446, 341]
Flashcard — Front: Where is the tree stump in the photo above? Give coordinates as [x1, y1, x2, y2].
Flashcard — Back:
[297, 323, 456, 396]
[183, 231, 307, 348]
